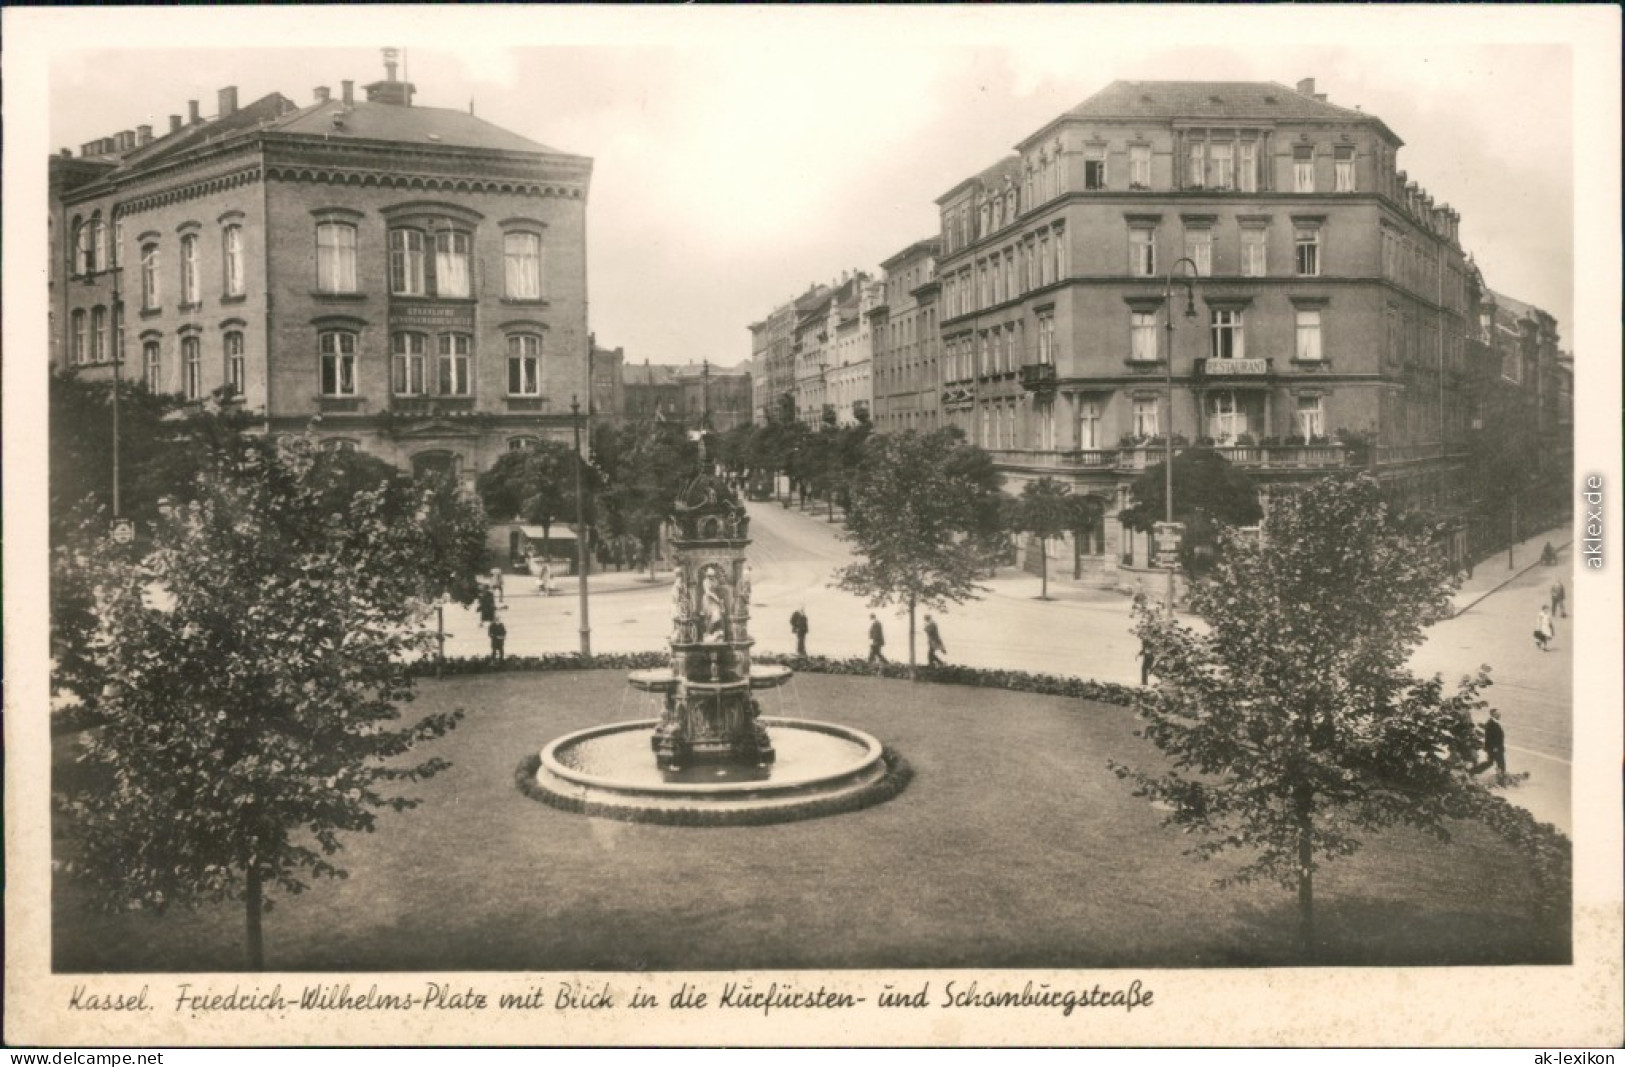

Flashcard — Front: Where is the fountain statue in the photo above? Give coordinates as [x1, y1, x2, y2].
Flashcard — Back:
[646, 472, 779, 769]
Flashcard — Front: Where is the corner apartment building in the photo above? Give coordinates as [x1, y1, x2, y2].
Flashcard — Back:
[870, 237, 943, 434]
[52, 52, 593, 489]
[933, 77, 1482, 582]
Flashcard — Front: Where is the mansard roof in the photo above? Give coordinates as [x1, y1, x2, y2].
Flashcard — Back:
[268, 99, 562, 155]
[1032, 79, 1401, 146]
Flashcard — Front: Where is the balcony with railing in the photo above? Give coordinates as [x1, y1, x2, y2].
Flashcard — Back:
[988, 448, 1120, 470]
[985, 441, 1355, 474]
[1018, 362, 1057, 394]
[1213, 442, 1350, 469]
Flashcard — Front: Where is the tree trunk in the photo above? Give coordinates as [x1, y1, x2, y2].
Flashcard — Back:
[1295, 789, 1315, 960]
[907, 595, 917, 682]
[1040, 537, 1049, 599]
[245, 862, 265, 971]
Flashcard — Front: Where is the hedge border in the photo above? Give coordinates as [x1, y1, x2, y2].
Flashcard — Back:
[418, 651, 1142, 708]
[513, 746, 914, 828]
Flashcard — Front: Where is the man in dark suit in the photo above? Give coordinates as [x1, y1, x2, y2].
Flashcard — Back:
[790, 607, 809, 659]
[1472, 710, 1506, 779]
[488, 617, 507, 663]
[924, 614, 946, 667]
[867, 614, 887, 666]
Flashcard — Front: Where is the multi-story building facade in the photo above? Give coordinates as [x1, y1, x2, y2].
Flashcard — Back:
[52, 53, 593, 492]
[827, 276, 882, 426]
[616, 360, 750, 430]
[676, 362, 753, 432]
[934, 77, 1481, 583]
[623, 361, 682, 421]
[871, 237, 942, 434]
[751, 285, 826, 425]
[788, 272, 871, 426]
[1463, 288, 1572, 552]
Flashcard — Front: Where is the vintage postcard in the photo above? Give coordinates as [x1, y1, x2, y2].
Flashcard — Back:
[5, 4, 1621, 1049]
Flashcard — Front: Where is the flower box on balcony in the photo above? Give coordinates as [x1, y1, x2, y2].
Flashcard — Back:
[1019, 363, 1057, 392]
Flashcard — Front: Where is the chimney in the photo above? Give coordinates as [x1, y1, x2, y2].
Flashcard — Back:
[1296, 78, 1316, 96]
[218, 86, 238, 117]
[60, 148, 72, 158]
[122, 129, 136, 150]
[137, 125, 153, 145]
[170, 114, 182, 133]
[341, 80, 354, 105]
[384, 47, 399, 82]
[315, 85, 330, 104]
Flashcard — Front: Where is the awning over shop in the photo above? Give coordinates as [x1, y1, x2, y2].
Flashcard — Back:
[520, 525, 576, 541]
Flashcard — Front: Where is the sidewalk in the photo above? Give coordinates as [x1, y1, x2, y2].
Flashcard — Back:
[1450, 523, 1572, 617]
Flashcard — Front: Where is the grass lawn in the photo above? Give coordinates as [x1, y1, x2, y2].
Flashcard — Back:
[53, 670, 1567, 972]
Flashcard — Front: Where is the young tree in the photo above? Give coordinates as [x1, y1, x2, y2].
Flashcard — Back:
[1119, 446, 1262, 535]
[595, 421, 698, 578]
[1010, 477, 1080, 600]
[55, 435, 471, 969]
[476, 441, 588, 555]
[49, 368, 244, 541]
[1112, 473, 1535, 958]
[833, 427, 1004, 673]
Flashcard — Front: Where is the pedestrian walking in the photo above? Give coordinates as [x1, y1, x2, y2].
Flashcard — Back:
[1472, 709, 1507, 780]
[1139, 638, 1157, 686]
[489, 566, 505, 604]
[790, 606, 809, 659]
[488, 617, 507, 663]
[1550, 578, 1566, 618]
[924, 614, 947, 667]
[1533, 605, 1554, 651]
[528, 557, 553, 596]
[477, 587, 497, 627]
[923, 615, 947, 666]
[867, 614, 888, 666]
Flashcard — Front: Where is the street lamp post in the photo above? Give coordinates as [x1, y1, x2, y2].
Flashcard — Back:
[1162, 256, 1201, 610]
[84, 255, 125, 523]
[570, 395, 593, 663]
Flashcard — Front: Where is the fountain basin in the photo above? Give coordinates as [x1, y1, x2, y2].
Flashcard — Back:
[627, 664, 794, 693]
[526, 717, 905, 825]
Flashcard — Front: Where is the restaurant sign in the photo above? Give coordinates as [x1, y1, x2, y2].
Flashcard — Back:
[1205, 358, 1267, 376]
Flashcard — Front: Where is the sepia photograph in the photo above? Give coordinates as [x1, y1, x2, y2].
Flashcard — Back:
[6, 4, 1621, 1049]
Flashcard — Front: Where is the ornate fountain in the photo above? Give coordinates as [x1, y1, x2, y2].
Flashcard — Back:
[525, 473, 904, 825]
[641, 472, 786, 769]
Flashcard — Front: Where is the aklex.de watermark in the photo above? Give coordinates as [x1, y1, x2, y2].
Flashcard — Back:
[1581, 474, 1604, 570]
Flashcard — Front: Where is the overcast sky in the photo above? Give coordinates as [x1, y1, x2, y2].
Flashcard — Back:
[43, 9, 1582, 369]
